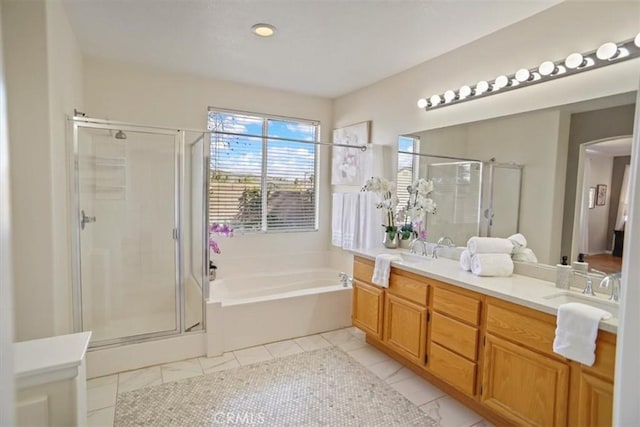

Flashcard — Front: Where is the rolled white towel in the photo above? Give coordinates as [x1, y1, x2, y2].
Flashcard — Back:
[512, 247, 538, 263]
[467, 237, 514, 256]
[470, 253, 514, 277]
[459, 249, 472, 271]
[508, 233, 527, 249]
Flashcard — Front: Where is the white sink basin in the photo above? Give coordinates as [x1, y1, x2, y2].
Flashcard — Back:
[543, 291, 618, 318]
[435, 246, 466, 261]
[398, 252, 432, 264]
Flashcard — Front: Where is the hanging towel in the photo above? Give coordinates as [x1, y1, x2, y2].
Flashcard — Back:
[553, 302, 612, 366]
[470, 253, 514, 277]
[512, 247, 538, 263]
[467, 237, 514, 256]
[331, 193, 344, 247]
[341, 193, 359, 250]
[508, 233, 528, 249]
[372, 254, 401, 288]
[357, 192, 383, 249]
[459, 249, 472, 271]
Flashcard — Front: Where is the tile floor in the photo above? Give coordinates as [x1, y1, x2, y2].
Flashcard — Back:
[87, 327, 494, 427]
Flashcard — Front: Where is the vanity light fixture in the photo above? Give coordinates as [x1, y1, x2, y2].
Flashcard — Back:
[251, 23, 276, 37]
[417, 33, 640, 110]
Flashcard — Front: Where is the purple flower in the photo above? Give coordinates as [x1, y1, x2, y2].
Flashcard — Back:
[209, 222, 233, 254]
[209, 239, 221, 254]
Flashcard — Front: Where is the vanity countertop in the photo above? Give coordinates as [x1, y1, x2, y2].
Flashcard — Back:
[349, 248, 618, 334]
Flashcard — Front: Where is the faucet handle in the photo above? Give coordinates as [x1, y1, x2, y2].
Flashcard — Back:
[591, 268, 608, 277]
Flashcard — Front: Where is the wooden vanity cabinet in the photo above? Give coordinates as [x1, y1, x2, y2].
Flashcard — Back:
[352, 257, 384, 338]
[383, 269, 428, 364]
[427, 284, 481, 396]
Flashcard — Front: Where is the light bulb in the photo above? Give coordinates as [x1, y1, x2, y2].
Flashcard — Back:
[635, 32, 640, 48]
[459, 85, 472, 99]
[494, 75, 509, 89]
[538, 61, 557, 76]
[475, 81, 489, 94]
[565, 53, 586, 69]
[515, 68, 532, 82]
[417, 98, 428, 109]
[430, 94, 442, 106]
[251, 23, 276, 37]
[596, 42, 620, 60]
[444, 90, 457, 103]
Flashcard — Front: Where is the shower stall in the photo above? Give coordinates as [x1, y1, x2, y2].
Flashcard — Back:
[70, 117, 208, 348]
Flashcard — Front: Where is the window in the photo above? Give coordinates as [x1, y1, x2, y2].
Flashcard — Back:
[396, 135, 420, 210]
[208, 109, 318, 232]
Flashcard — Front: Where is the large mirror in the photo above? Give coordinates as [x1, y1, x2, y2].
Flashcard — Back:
[397, 92, 636, 273]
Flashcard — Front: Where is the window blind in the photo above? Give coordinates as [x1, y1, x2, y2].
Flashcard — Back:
[208, 110, 318, 232]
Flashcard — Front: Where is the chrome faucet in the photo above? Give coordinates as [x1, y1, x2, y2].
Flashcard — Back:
[573, 270, 598, 296]
[432, 236, 455, 259]
[409, 238, 428, 256]
[338, 272, 353, 288]
[598, 272, 621, 302]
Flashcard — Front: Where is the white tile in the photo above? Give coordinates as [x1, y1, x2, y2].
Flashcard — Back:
[234, 346, 274, 366]
[294, 334, 332, 351]
[347, 345, 390, 366]
[471, 420, 495, 427]
[265, 340, 304, 358]
[321, 329, 368, 352]
[118, 366, 162, 394]
[87, 375, 117, 411]
[366, 358, 404, 380]
[348, 326, 366, 340]
[160, 358, 203, 383]
[385, 367, 418, 384]
[390, 376, 446, 406]
[420, 395, 483, 427]
[87, 406, 114, 427]
[199, 353, 240, 374]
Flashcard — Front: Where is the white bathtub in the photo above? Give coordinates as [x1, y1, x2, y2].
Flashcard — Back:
[206, 267, 353, 355]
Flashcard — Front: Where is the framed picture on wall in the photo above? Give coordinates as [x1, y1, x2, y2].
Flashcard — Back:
[588, 187, 596, 209]
[596, 184, 607, 206]
[331, 121, 371, 185]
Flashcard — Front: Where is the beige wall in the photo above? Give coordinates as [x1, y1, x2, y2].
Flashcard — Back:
[2, 0, 83, 340]
[83, 57, 334, 273]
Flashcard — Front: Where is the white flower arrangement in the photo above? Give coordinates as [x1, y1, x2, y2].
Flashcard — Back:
[407, 178, 437, 217]
[362, 176, 399, 230]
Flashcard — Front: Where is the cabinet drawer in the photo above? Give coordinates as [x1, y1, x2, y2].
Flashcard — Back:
[429, 342, 476, 396]
[486, 303, 556, 357]
[388, 271, 428, 306]
[431, 312, 479, 361]
[353, 257, 374, 283]
[432, 287, 480, 325]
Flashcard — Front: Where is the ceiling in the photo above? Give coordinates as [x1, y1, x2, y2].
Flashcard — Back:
[63, 0, 560, 98]
[586, 137, 633, 156]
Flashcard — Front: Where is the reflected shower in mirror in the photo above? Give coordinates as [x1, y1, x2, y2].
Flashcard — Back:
[396, 91, 636, 268]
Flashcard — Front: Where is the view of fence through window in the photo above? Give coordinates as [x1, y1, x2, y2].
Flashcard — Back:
[208, 110, 318, 232]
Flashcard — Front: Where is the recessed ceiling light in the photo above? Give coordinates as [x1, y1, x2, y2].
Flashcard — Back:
[251, 23, 276, 37]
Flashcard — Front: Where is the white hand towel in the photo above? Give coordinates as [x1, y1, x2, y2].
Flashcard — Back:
[470, 253, 514, 277]
[372, 254, 401, 288]
[459, 249, 472, 271]
[341, 193, 359, 250]
[512, 247, 538, 263]
[331, 193, 344, 247]
[467, 237, 514, 256]
[357, 192, 383, 249]
[553, 302, 612, 366]
[508, 233, 527, 249]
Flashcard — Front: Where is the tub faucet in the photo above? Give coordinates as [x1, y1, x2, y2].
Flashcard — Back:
[339, 272, 353, 288]
[433, 236, 455, 259]
[598, 272, 621, 303]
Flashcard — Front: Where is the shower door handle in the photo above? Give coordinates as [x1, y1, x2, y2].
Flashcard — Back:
[81, 210, 96, 230]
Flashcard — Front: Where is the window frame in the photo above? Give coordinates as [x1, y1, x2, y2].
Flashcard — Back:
[207, 107, 320, 233]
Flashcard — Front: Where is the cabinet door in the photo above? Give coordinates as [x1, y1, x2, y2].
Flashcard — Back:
[383, 293, 426, 364]
[482, 334, 569, 426]
[577, 372, 613, 427]
[352, 280, 384, 338]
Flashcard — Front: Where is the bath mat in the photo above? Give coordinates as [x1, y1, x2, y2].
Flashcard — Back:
[114, 347, 439, 426]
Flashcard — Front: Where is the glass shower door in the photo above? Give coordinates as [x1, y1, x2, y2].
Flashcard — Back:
[74, 123, 181, 346]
